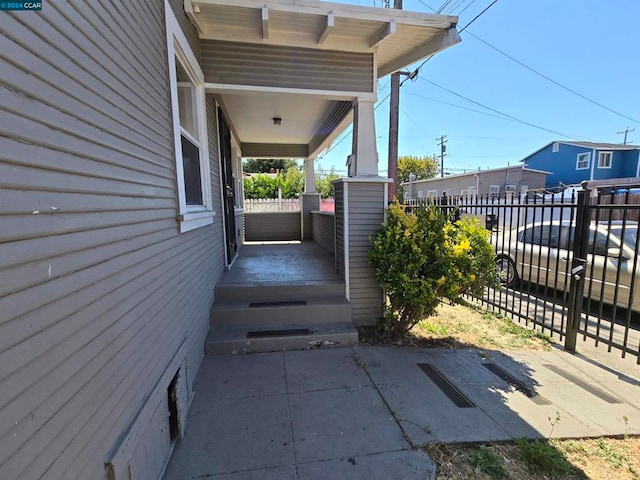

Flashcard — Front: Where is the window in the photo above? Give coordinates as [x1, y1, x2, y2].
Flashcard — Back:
[417, 190, 424, 199]
[576, 152, 590, 170]
[489, 185, 500, 195]
[427, 190, 438, 199]
[444, 189, 452, 196]
[598, 151, 612, 168]
[165, 1, 213, 232]
[552, 142, 559, 153]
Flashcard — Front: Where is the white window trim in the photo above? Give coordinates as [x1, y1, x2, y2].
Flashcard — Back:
[552, 142, 559, 153]
[598, 151, 613, 169]
[576, 152, 590, 170]
[489, 185, 500, 195]
[165, 1, 214, 233]
[426, 189, 438, 198]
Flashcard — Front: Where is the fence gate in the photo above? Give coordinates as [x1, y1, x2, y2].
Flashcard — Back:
[407, 189, 640, 363]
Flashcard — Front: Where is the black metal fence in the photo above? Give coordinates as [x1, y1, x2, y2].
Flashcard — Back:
[405, 190, 640, 363]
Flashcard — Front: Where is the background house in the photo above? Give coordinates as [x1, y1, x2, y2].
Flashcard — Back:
[402, 165, 548, 199]
[521, 141, 640, 190]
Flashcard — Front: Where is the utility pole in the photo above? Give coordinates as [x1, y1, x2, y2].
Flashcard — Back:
[437, 135, 447, 177]
[617, 127, 634, 145]
[386, 0, 402, 201]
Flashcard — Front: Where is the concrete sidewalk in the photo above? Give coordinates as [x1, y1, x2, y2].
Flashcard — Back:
[163, 346, 640, 480]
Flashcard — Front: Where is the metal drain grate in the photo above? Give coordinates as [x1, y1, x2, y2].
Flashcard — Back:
[249, 300, 307, 308]
[544, 364, 622, 404]
[246, 328, 311, 338]
[483, 363, 551, 405]
[417, 363, 476, 408]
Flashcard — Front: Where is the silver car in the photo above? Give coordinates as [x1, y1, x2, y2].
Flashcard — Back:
[494, 220, 640, 312]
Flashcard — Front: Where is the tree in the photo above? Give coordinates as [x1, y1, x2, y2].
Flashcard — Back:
[397, 155, 438, 200]
[316, 168, 342, 199]
[281, 167, 304, 198]
[243, 158, 299, 173]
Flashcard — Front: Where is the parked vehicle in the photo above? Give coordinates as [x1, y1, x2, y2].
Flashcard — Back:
[494, 220, 640, 311]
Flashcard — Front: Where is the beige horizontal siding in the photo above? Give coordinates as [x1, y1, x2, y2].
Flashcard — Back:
[0, 3, 224, 480]
[201, 40, 374, 92]
[244, 212, 301, 241]
[311, 212, 335, 255]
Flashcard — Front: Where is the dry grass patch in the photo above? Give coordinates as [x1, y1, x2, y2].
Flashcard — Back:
[359, 301, 554, 351]
[425, 437, 640, 479]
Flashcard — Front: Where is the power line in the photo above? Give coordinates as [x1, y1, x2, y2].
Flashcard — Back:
[416, 0, 639, 125]
[418, 76, 590, 140]
[464, 32, 640, 125]
[408, 0, 498, 80]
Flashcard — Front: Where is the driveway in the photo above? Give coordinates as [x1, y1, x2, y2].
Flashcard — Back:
[164, 346, 640, 480]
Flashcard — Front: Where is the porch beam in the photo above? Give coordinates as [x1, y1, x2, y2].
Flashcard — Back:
[378, 27, 460, 76]
[317, 12, 335, 45]
[368, 20, 396, 48]
[205, 82, 375, 102]
[184, 0, 204, 34]
[261, 6, 269, 39]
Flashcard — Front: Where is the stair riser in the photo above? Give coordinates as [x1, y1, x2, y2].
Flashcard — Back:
[206, 332, 358, 355]
[211, 304, 351, 327]
[215, 283, 345, 301]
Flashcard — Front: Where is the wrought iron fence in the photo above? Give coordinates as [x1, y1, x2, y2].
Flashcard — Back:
[404, 190, 640, 362]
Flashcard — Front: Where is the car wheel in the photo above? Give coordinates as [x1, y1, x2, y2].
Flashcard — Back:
[495, 256, 518, 288]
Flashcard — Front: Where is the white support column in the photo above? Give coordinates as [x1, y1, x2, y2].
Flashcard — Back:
[304, 157, 317, 193]
[349, 99, 379, 177]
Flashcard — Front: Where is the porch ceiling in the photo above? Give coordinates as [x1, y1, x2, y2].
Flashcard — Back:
[187, 0, 460, 77]
[193, 0, 460, 158]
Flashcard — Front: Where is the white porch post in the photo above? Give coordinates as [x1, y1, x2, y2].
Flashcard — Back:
[304, 157, 317, 193]
[349, 99, 379, 177]
[301, 157, 320, 240]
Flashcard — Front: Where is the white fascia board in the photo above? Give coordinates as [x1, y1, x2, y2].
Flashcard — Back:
[192, 0, 457, 29]
[377, 28, 461, 76]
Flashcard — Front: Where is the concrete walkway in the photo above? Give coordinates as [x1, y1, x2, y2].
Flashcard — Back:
[164, 346, 640, 480]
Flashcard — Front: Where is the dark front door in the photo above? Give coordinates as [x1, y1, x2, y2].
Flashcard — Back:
[218, 108, 237, 263]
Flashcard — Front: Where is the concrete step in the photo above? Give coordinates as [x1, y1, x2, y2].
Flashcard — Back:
[205, 322, 358, 355]
[214, 281, 345, 301]
[210, 296, 351, 328]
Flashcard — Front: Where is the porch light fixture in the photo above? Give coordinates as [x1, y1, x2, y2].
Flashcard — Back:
[272, 117, 282, 126]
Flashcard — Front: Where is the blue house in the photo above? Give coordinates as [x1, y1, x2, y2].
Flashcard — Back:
[520, 141, 640, 190]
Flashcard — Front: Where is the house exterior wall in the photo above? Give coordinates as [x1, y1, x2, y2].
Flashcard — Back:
[334, 182, 346, 281]
[201, 40, 374, 93]
[411, 168, 546, 197]
[524, 143, 640, 188]
[0, 4, 224, 479]
[311, 211, 336, 255]
[244, 212, 301, 241]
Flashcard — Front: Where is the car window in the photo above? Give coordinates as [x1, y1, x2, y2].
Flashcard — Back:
[520, 225, 563, 248]
[539, 225, 561, 248]
[588, 230, 620, 256]
[610, 226, 638, 250]
[521, 226, 541, 244]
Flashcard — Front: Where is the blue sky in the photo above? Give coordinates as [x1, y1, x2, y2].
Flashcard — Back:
[316, 0, 640, 176]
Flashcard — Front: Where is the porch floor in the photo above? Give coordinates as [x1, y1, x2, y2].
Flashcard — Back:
[220, 241, 342, 285]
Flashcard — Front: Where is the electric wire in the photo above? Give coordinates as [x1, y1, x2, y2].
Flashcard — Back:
[418, 76, 590, 140]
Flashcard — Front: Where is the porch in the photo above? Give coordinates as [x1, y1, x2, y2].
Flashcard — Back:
[207, 240, 358, 353]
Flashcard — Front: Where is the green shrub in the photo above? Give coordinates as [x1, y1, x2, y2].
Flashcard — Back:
[368, 202, 497, 338]
[468, 445, 508, 480]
